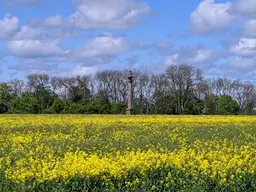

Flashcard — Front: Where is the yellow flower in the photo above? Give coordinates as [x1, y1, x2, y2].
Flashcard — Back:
[0, 114, 256, 187]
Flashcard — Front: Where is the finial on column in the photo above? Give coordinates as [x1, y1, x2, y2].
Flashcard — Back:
[126, 70, 133, 115]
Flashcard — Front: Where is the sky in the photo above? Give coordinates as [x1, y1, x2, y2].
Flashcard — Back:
[0, 0, 256, 82]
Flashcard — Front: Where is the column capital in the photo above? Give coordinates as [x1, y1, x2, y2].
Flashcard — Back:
[127, 71, 133, 82]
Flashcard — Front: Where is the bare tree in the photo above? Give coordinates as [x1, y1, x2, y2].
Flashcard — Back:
[166, 64, 201, 114]
[231, 81, 255, 113]
[9, 79, 25, 96]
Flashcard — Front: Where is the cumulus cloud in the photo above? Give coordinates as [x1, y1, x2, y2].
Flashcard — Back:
[7, 40, 65, 58]
[12, 25, 49, 40]
[190, 0, 233, 34]
[68, 0, 151, 29]
[164, 45, 217, 69]
[243, 20, 256, 38]
[43, 15, 64, 26]
[164, 54, 179, 66]
[235, 0, 256, 15]
[6, 31, 135, 68]
[230, 38, 256, 57]
[211, 56, 256, 81]
[0, 15, 19, 40]
[67, 34, 130, 63]
[230, 57, 256, 72]
[12, 24, 75, 40]
[72, 65, 99, 76]
[192, 49, 214, 63]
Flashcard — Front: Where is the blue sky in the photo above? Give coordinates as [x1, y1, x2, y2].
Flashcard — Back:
[0, 0, 256, 82]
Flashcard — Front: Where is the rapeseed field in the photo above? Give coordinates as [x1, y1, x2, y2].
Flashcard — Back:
[0, 115, 256, 191]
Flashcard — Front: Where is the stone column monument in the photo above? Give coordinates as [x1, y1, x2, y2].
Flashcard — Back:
[126, 71, 133, 115]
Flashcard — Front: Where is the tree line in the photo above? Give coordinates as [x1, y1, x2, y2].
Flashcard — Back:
[0, 64, 255, 115]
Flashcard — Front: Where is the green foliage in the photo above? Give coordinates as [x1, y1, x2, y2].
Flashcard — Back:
[87, 102, 111, 114]
[9, 94, 39, 114]
[217, 95, 240, 115]
[42, 107, 57, 114]
[111, 102, 127, 114]
[153, 92, 177, 114]
[1, 168, 256, 192]
[32, 85, 54, 112]
[133, 97, 148, 114]
[203, 94, 219, 115]
[184, 98, 204, 115]
[52, 97, 65, 113]
[64, 101, 112, 114]
[244, 102, 256, 115]
[0, 104, 8, 114]
[67, 76, 91, 103]
[0, 83, 12, 104]
[65, 103, 87, 114]
[89, 91, 112, 114]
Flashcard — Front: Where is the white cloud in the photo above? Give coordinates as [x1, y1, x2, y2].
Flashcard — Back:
[68, 34, 130, 61]
[212, 56, 256, 81]
[7, 40, 65, 58]
[72, 65, 99, 76]
[68, 0, 151, 29]
[230, 57, 256, 71]
[236, 0, 256, 15]
[192, 49, 213, 63]
[43, 15, 64, 26]
[12, 24, 74, 40]
[164, 54, 179, 66]
[190, 0, 233, 34]
[7, 32, 132, 67]
[230, 38, 256, 57]
[13, 25, 49, 40]
[0, 15, 19, 40]
[243, 20, 256, 38]
[164, 46, 216, 68]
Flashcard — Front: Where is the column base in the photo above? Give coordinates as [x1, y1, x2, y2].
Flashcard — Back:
[126, 108, 133, 115]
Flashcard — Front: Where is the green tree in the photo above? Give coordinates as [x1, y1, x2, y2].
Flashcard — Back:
[82, 91, 112, 114]
[64, 76, 91, 103]
[203, 94, 219, 114]
[33, 84, 54, 112]
[153, 92, 177, 114]
[65, 103, 86, 114]
[243, 102, 256, 115]
[52, 97, 66, 113]
[166, 64, 202, 114]
[184, 98, 204, 115]
[133, 95, 149, 114]
[111, 101, 127, 114]
[217, 95, 239, 115]
[0, 83, 12, 104]
[9, 94, 39, 114]
[0, 104, 8, 113]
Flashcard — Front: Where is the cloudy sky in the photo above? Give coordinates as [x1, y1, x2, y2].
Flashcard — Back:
[0, 0, 255, 81]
